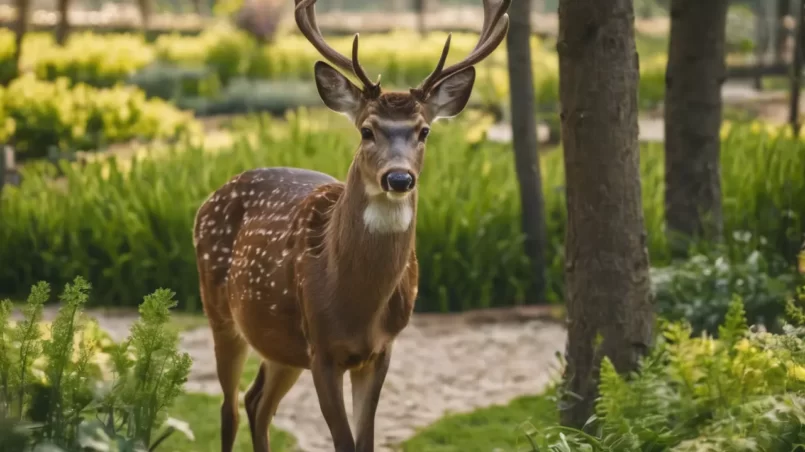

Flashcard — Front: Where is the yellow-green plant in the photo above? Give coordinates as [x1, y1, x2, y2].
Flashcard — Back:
[0, 278, 193, 451]
[0, 74, 200, 159]
[527, 293, 805, 451]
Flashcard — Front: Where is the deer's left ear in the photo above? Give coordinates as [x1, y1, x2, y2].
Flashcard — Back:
[425, 66, 476, 121]
[314, 61, 364, 123]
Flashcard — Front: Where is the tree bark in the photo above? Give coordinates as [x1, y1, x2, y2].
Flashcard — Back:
[777, 0, 792, 63]
[12, 0, 29, 78]
[557, 0, 654, 429]
[506, 0, 546, 302]
[55, 0, 71, 46]
[664, 0, 728, 257]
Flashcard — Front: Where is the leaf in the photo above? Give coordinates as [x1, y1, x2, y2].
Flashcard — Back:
[162, 416, 194, 441]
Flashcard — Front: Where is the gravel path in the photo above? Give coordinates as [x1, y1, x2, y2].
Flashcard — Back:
[26, 305, 566, 452]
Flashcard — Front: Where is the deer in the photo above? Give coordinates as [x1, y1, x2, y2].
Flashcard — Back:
[192, 0, 510, 450]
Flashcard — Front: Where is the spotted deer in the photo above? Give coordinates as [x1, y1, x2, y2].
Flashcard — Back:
[192, 0, 510, 450]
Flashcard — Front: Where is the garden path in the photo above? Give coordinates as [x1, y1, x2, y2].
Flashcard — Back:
[33, 305, 567, 452]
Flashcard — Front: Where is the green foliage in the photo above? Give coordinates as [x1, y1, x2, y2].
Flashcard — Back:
[0, 74, 200, 160]
[651, 243, 797, 336]
[6, 28, 670, 113]
[526, 295, 805, 451]
[0, 278, 193, 451]
[1, 114, 803, 313]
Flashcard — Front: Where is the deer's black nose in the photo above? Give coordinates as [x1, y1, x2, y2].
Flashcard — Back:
[381, 171, 416, 193]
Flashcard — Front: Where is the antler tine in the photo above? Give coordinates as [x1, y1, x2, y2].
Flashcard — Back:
[414, 0, 511, 97]
[411, 34, 452, 100]
[352, 34, 381, 97]
[294, 0, 380, 96]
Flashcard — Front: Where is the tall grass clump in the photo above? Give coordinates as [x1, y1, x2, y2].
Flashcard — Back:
[0, 113, 803, 313]
[0, 110, 563, 311]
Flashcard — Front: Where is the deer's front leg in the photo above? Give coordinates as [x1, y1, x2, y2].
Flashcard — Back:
[350, 345, 392, 452]
[312, 356, 355, 452]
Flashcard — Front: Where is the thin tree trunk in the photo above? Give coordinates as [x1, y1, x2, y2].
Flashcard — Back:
[55, 0, 71, 46]
[557, 0, 654, 429]
[138, 0, 152, 32]
[12, 0, 28, 78]
[777, 0, 792, 63]
[789, 0, 805, 136]
[664, 0, 728, 257]
[506, 0, 546, 302]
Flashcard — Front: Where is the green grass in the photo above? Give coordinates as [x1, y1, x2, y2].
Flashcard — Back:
[400, 388, 559, 452]
[163, 353, 295, 451]
[161, 392, 296, 452]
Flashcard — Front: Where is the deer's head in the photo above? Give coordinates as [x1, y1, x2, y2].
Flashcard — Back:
[295, 0, 510, 201]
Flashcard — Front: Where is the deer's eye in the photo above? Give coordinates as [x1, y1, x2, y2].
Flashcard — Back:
[418, 127, 430, 142]
[360, 127, 374, 141]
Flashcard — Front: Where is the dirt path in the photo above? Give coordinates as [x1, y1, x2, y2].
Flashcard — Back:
[28, 305, 566, 452]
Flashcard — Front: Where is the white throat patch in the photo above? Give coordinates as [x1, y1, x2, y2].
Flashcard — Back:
[363, 198, 413, 234]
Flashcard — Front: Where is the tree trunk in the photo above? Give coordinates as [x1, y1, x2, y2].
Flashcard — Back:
[506, 0, 546, 302]
[55, 0, 71, 46]
[777, 0, 792, 63]
[557, 0, 654, 429]
[664, 0, 728, 257]
[138, 0, 152, 32]
[12, 0, 29, 78]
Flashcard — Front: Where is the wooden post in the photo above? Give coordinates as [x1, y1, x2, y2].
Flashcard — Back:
[789, 0, 805, 136]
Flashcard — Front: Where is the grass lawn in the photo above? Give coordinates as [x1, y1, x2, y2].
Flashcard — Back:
[162, 353, 295, 451]
[160, 392, 296, 452]
[157, 314, 295, 451]
[400, 388, 559, 452]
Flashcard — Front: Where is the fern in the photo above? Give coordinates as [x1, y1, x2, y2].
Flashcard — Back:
[533, 288, 805, 452]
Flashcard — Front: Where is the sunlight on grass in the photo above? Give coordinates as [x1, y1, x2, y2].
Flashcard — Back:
[401, 388, 558, 452]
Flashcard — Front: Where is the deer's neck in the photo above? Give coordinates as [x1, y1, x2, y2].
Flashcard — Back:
[323, 163, 417, 309]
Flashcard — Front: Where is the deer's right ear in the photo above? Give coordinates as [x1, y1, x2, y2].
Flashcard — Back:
[314, 61, 364, 122]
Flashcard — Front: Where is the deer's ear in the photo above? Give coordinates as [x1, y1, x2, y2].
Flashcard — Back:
[314, 61, 364, 122]
[425, 66, 476, 121]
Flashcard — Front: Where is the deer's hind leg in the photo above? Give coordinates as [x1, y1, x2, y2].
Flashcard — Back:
[245, 360, 302, 452]
[209, 324, 249, 452]
[200, 279, 249, 452]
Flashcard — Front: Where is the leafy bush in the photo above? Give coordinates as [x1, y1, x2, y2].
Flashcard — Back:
[527, 293, 805, 451]
[0, 115, 802, 313]
[0, 278, 193, 451]
[652, 235, 798, 336]
[0, 74, 200, 159]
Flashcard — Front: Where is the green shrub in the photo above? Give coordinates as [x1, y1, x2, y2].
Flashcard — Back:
[0, 115, 803, 313]
[0, 278, 193, 451]
[0, 74, 200, 159]
[651, 241, 797, 336]
[527, 293, 805, 451]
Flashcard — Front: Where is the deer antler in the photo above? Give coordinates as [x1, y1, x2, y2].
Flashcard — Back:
[294, 0, 381, 98]
[410, 0, 511, 102]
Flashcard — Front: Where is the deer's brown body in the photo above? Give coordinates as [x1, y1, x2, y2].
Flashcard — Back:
[193, 1, 510, 451]
[194, 164, 419, 370]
